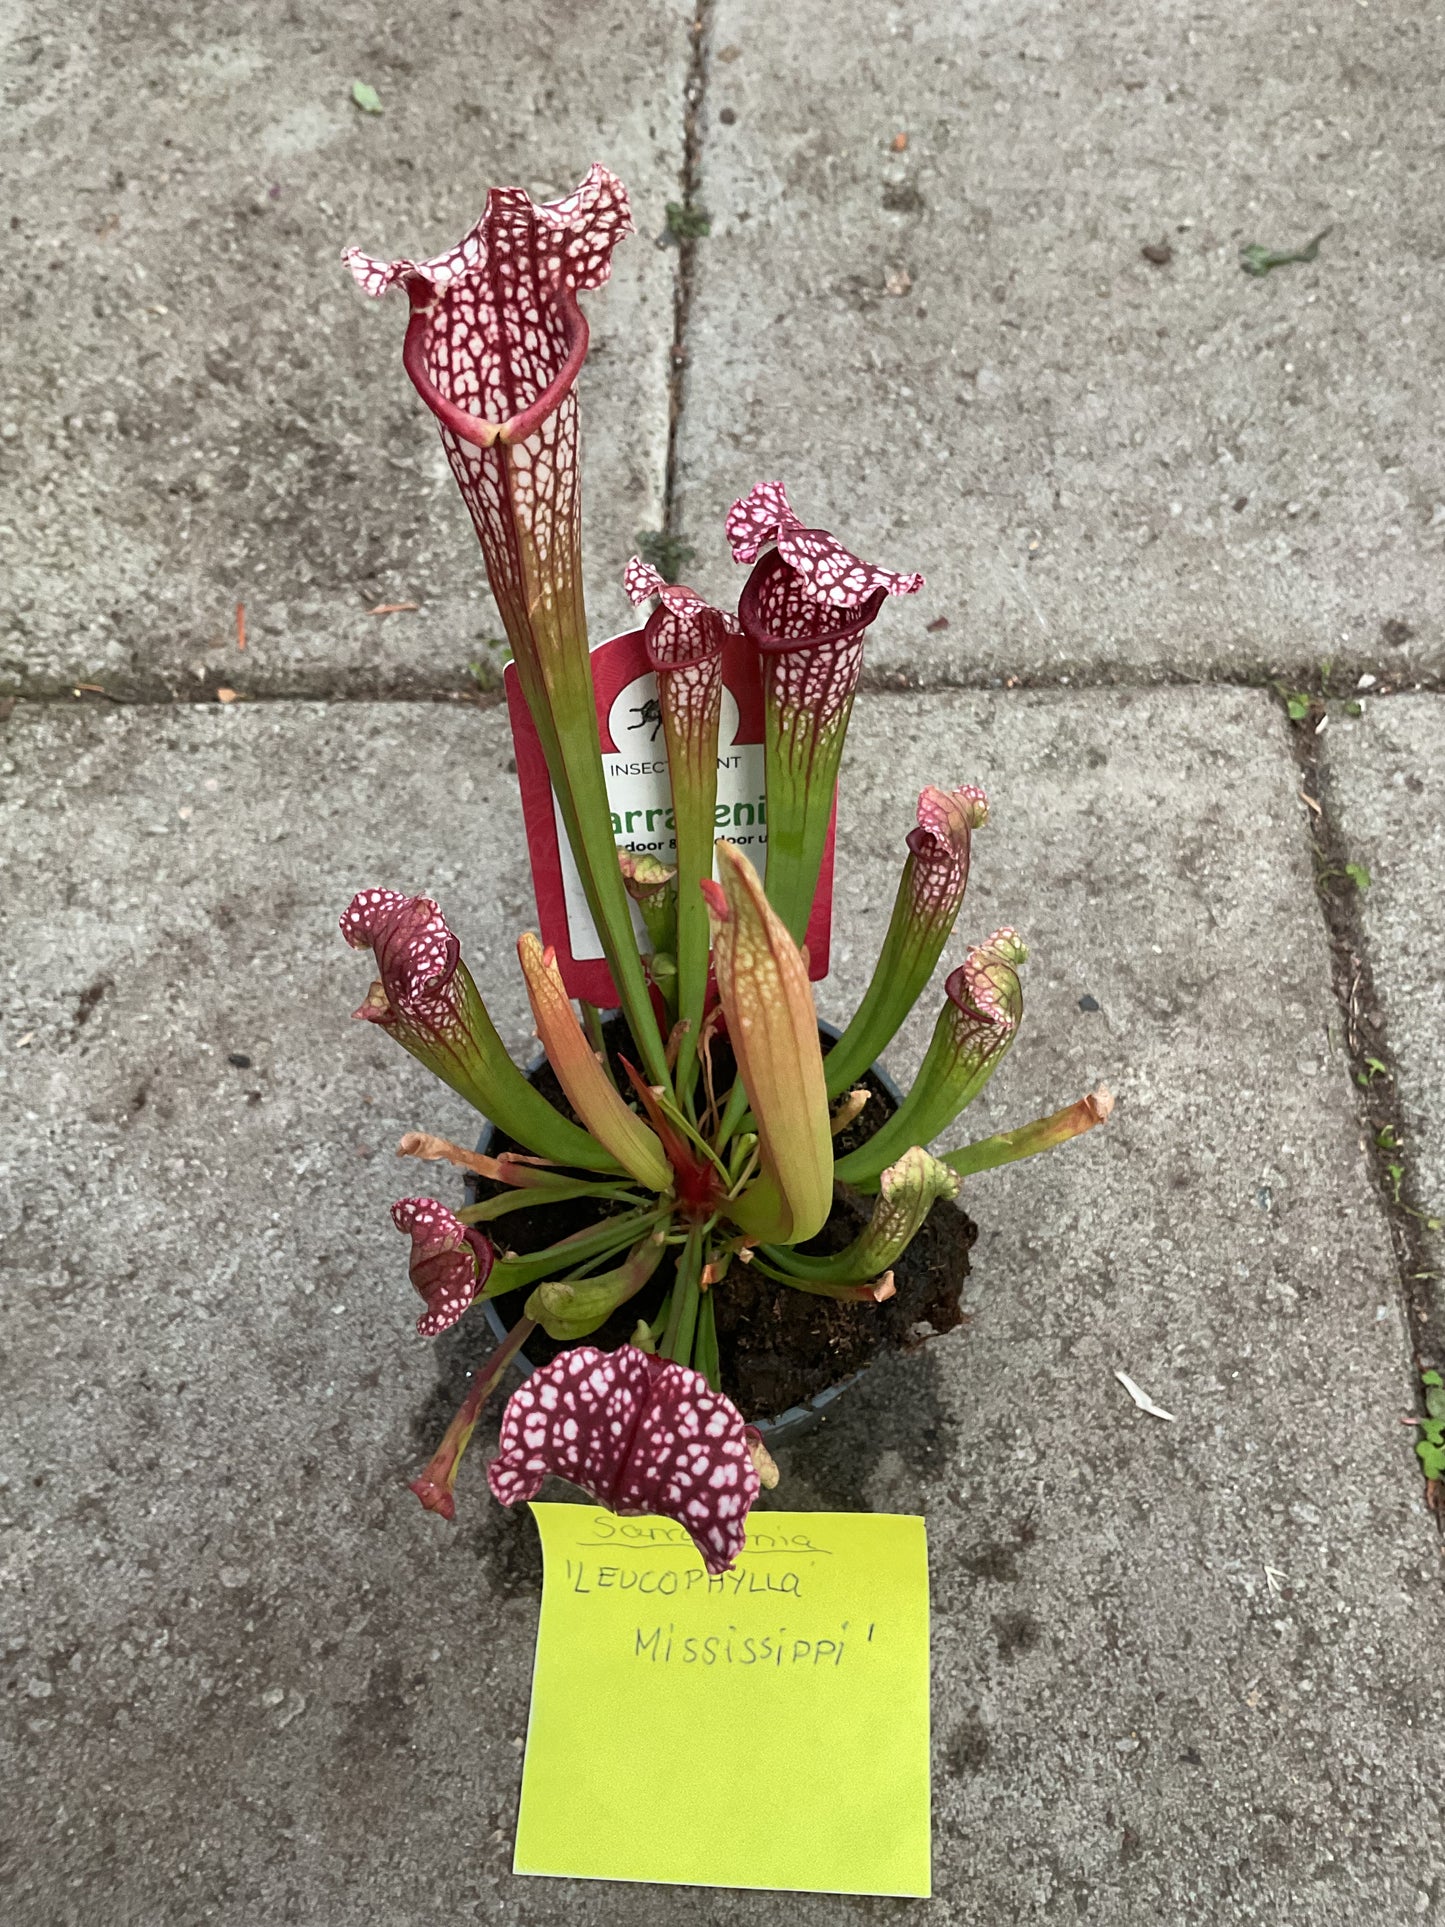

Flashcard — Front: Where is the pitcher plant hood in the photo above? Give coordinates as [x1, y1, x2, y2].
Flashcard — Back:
[344, 169, 671, 1089]
[341, 889, 620, 1172]
[833, 927, 1029, 1187]
[343, 163, 632, 447]
[488, 1344, 759, 1574]
[729, 478, 922, 721]
[625, 557, 737, 671]
[390, 1196, 494, 1337]
[824, 783, 990, 1096]
[727, 481, 923, 941]
[727, 479, 923, 608]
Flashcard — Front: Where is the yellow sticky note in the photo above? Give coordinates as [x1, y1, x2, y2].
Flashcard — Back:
[514, 1504, 931, 1897]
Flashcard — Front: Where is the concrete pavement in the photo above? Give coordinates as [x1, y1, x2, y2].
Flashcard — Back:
[4, 0, 1444, 1920]
[2, 0, 693, 700]
[2, 691, 1441, 1925]
[677, 0, 1445, 686]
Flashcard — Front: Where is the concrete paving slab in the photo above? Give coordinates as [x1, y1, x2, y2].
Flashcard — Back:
[2, 0, 691, 700]
[1323, 694, 1445, 1358]
[1, 688, 1441, 1925]
[675, 1, 1445, 685]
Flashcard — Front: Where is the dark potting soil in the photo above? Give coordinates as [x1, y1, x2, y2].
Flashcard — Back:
[467, 1016, 977, 1421]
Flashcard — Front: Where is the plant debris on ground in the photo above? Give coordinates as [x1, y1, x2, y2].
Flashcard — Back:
[1240, 228, 1330, 277]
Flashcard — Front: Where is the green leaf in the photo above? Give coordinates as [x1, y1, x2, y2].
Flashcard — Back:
[351, 80, 383, 114]
[1421, 1370, 1443, 1388]
[1285, 692, 1311, 722]
[823, 785, 988, 1100]
[1240, 229, 1330, 278]
[1344, 861, 1371, 892]
[1418, 1437, 1445, 1481]
[705, 843, 834, 1244]
[476, 1208, 664, 1294]
[523, 1231, 666, 1339]
[458, 1178, 642, 1223]
[693, 1288, 721, 1391]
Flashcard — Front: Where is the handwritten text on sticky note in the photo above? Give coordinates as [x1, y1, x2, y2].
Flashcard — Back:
[514, 1505, 931, 1897]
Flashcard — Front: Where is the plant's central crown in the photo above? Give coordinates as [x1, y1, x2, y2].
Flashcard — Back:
[343, 163, 633, 446]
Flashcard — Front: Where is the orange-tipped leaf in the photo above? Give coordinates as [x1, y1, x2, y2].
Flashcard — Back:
[702, 842, 833, 1244]
[517, 935, 672, 1192]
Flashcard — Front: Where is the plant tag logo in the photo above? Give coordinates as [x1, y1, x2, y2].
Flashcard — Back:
[505, 630, 834, 1005]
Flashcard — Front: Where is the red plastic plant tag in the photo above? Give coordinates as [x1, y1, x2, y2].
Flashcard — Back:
[505, 630, 835, 1007]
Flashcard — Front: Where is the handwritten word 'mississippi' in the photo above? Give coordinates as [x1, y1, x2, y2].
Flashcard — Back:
[633, 1622, 876, 1668]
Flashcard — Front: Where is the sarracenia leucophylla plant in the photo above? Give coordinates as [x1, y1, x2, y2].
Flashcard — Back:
[342, 166, 1113, 1573]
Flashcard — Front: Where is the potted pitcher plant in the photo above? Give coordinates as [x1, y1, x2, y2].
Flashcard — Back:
[340, 165, 1112, 1574]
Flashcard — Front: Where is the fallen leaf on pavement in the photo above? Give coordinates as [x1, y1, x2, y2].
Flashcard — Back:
[1240, 228, 1330, 278]
[1114, 1369, 1175, 1422]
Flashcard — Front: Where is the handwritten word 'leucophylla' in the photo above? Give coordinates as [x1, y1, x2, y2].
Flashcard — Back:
[567, 1560, 803, 1598]
[632, 1622, 876, 1667]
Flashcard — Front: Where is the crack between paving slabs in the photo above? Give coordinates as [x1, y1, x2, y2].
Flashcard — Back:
[658, 0, 716, 573]
[1278, 688, 1445, 1533]
[8, 668, 1445, 711]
